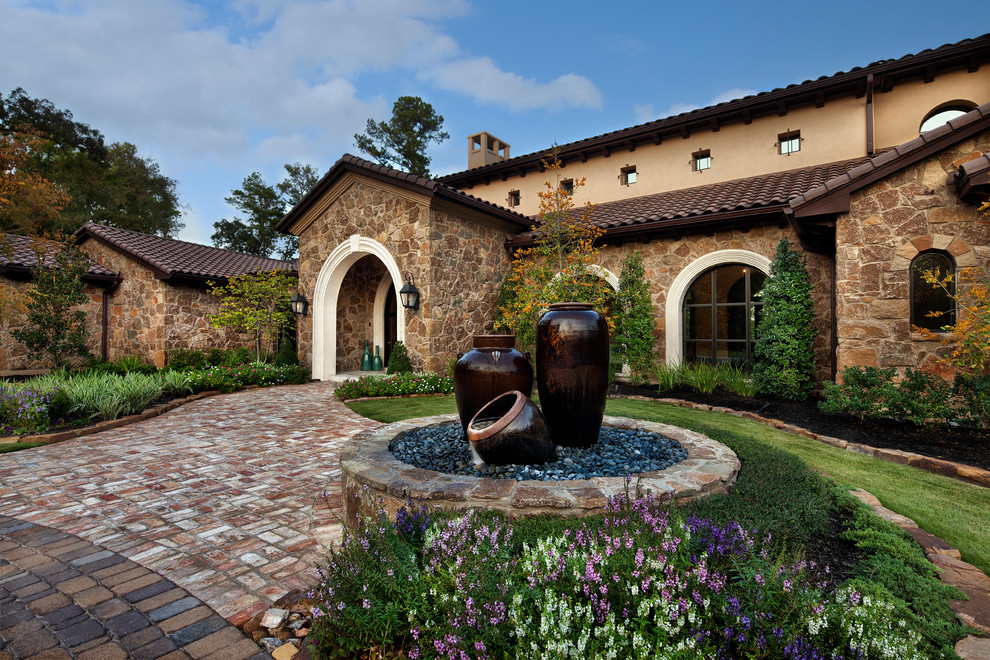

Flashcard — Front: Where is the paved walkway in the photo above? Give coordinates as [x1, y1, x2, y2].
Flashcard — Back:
[0, 382, 379, 630]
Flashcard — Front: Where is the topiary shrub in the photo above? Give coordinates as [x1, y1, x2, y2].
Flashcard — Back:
[612, 251, 657, 384]
[274, 334, 298, 367]
[167, 349, 206, 370]
[753, 238, 818, 400]
[386, 341, 413, 374]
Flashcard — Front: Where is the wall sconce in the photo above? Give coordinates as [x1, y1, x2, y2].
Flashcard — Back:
[289, 292, 308, 316]
[399, 274, 420, 311]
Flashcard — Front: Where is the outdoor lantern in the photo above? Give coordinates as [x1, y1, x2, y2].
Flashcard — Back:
[290, 292, 308, 316]
[399, 274, 420, 311]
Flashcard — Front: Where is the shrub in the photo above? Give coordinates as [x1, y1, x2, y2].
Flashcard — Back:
[114, 355, 157, 375]
[206, 347, 226, 366]
[334, 372, 453, 400]
[222, 347, 253, 367]
[886, 368, 953, 426]
[168, 349, 206, 370]
[753, 238, 818, 400]
[0, 383, 59, 435]
[819, 367, 898, 421]
[953, 373, 990, 429]
[385, 341, 412, 374]
[612, 251, 657, 384]
[159, 370, 194, 396]
[274, 335, 298, 367]
[186, 363, 309, 394]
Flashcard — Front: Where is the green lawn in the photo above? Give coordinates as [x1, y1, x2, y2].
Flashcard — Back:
[0, 441, 46, 454]
[346, 393, 990, 575]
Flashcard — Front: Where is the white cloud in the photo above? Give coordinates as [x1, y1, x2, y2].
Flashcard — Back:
[421, 56, 602, 112]
[662, 88, 758, 119]
[633, 103, 655, 123]
[666, 102, 701, 116]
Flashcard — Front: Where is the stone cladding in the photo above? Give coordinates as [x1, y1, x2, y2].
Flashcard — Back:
[0, 278, 104, 372]
[340, 413, 740, 526]
[594, 223, 835, 382]
[336, 255, 386, 372]
[834, 129, 990, 376]
[295, 180, 514, 375]
[81, 239, 254, 368]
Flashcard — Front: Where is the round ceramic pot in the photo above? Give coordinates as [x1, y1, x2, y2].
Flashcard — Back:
[536, 302, 610, 447]
[453, 335, 534, 433]
[467, 391, 555, 466]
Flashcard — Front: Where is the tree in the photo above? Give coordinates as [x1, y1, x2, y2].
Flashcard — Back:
[1, 130, 70, 234]
[494, 148, 614, 352]
[753, 238, 818, 400]
[10, 236, 91, 369]
[354, 96, 448, 178]
[613, 251, 657, 384]
[212, 163, 320, 260]
[208, 270, 296, 362]
[1, 88, 182, 236]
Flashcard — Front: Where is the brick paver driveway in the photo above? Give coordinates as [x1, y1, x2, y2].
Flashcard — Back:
[0, 382, 379, 625]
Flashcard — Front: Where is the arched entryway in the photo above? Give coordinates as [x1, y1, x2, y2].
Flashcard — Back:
[312, 235, 406, 380]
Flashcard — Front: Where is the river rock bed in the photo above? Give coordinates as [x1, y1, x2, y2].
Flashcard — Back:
[388, 421, 688, 480]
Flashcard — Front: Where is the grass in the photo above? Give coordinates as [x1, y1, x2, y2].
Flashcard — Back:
[345, 393, 990, 576]
[0, 441, 46, 453]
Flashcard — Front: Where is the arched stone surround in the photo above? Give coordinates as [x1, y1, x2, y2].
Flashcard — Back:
[313, 235, 406, 379]
[664, 249, 773, 366]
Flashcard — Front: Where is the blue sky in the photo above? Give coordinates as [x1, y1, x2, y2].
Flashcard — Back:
[0, 0, 983, 246]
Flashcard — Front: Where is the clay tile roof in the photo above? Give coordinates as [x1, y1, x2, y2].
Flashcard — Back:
[791, 101, 990, 214]
[278, 153, 531, 233]
[74, 223, 296, 281]
[0, 232, 117, 280]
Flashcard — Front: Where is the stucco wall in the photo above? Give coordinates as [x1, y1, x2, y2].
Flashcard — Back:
[0, 276, 104, 372]
[834, 129, 990, 377]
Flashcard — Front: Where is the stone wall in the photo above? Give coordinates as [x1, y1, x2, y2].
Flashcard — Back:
[834, 130, 990, 378]
[161, 283, 256, 362]
[294, 179, 516, 376]
[594, 222, 835, 383]
[423, 209, 513, 369]
[336, 255, 386, 371]
[0, 276, 104, 372]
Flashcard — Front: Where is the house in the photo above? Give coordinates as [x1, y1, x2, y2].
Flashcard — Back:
[0, 223, 297, 371]
[281, 33, 990, 382]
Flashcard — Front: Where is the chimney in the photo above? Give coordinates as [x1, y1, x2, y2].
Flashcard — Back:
[467, 132, 509, 169]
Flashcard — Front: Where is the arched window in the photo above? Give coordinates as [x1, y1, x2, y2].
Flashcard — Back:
[919, 104, 975, 133]
[683, 264, 765, 366]
[911, 251, 955, 331]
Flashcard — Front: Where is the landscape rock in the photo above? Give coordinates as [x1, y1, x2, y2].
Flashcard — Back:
[261, 608, 290, 629]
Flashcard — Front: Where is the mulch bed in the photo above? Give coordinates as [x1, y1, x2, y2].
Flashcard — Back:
[614, 383, 990, 471]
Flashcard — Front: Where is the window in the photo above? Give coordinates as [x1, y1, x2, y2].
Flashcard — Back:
[683, 264, 765, 366]
[508, 190, 521, 207]
[621, 166, 637, 185]
[911, 251, 955, 331]
[920, 105, 974, 133]
[560, 179, 574, 195]
[693, 149, 711, 172]
[778, 130, 801, 155]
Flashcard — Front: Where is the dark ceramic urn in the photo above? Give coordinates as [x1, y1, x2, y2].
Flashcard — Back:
[536, 302, 610, 447]
[453, 335, 534, 433]
[467, 391, 555, 465]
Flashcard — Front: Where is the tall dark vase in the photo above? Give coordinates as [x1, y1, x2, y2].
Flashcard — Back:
[536, 302, 610, 447]
[453, 335, 534, 433]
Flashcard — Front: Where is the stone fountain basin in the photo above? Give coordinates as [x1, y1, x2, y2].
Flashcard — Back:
[339, 414, 740, 529]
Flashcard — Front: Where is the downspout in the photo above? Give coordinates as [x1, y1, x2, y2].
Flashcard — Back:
[865, 74, 875, 156]
[101, 276, 122, 362]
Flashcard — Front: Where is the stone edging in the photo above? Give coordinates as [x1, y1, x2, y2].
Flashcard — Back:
[616, 395, 990, 489]
[339, 413, 740, 526]
[0, 387, 267, 446]
[848, 489, 990, 659]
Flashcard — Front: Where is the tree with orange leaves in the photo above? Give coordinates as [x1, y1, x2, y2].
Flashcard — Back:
[1, 131, 69, 234]
[494, 147, 614, 352]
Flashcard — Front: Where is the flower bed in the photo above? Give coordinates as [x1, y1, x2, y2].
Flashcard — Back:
[334, 372, 453, 400]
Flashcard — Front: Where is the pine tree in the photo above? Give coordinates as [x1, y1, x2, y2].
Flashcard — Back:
[753, 238, 818, 400]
